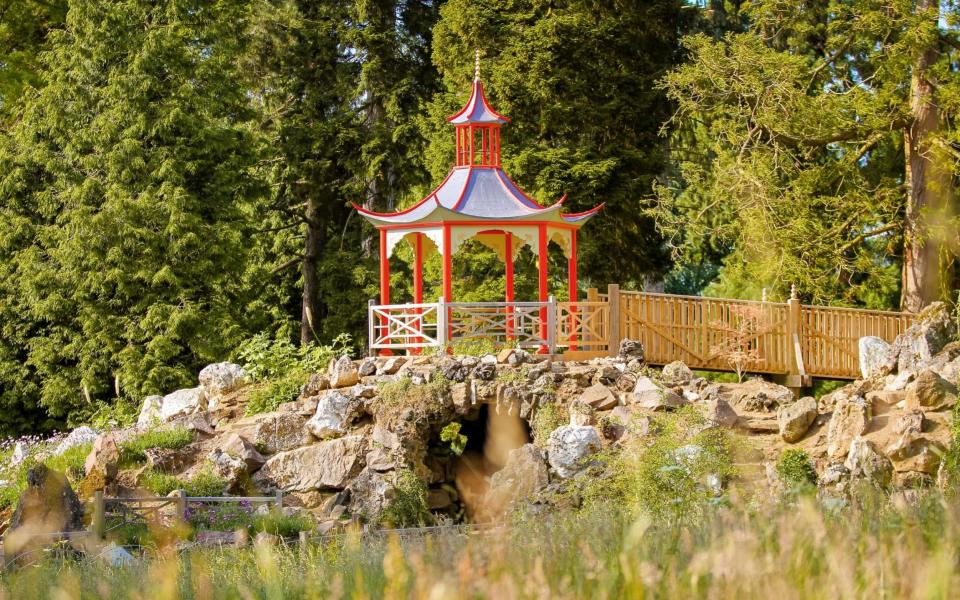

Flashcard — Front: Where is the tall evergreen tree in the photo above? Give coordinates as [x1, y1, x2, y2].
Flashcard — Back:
[0, 0, 68, 118]
[0, 0, 259, 428]
[423, 0, 695, 291]
[654, 0, 960, 310]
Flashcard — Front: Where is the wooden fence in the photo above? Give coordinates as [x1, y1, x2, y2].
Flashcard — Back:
[610, 287, 913, 383]
[366, 286, 914, 384]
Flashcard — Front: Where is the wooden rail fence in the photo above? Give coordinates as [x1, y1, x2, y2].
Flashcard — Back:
[367, 286, 914, 384]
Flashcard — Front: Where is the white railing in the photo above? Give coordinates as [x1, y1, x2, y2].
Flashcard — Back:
[368, 297, 557, 355]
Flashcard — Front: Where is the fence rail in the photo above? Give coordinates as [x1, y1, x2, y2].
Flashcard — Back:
[367, 287, 915, 384]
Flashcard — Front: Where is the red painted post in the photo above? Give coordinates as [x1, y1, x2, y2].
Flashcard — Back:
[443, 225, 453, 349]
[568, 230, 578, 351]
[538, 224, 549, 353]
[505, 232, 515, 340]
[379, 228, 392, 356]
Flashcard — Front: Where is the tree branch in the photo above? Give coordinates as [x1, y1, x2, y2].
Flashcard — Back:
[839, 223, 899, 253]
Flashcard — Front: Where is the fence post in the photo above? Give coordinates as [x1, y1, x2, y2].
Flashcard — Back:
[92, 490, 105, 540]
[299, 530, 309, 552]
[275, 490, 284, 511]
[367, 299, 376, 357]
[607, 284, 620, 357]
[437, 296, 448, 351]
[175, 489, 187, 525]
[786, 285, 803, 396]
[547, 295, 557, 356]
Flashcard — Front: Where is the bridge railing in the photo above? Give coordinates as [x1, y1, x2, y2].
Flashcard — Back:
[367, 287, 914, 382]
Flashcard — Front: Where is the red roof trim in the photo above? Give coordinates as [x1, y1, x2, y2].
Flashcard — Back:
[377, 220, 580, 232]
[494, 169, 545, 209]
[563, 203, 605, 218]
[446, 80, 510, 123]
[451, 166, 474, 212]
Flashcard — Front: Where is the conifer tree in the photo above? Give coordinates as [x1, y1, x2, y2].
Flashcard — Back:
[0, 0, 259, 425]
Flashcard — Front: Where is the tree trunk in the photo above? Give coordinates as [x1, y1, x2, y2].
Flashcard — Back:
[301, 196, 325, 344]
[902, 0, 954, 312]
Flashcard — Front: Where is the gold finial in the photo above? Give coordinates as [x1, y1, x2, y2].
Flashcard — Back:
[790, 284, 797, 300]
[474, 48, 481, 81]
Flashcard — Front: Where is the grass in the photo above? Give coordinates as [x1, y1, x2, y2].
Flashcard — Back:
[140, 464, 228, 497]
[0, 441, 92, 509]
[3, 491, 960, 598]
[118, 427, 193, 465]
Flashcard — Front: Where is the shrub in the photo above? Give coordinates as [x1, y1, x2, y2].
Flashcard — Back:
[611, 407, 737, 524]
[139, 465, 228, 497]
[183, 465, 229, 497]
[237, 332, 352, 415]
[44, 442, 93, 483]
[377, 375, 450, 413]
[776, 448, 818, 488]
[440, 422, 468, 456]
[140, 470, 182, 496]
[252, 510, 314, 538]
[119, 427, 194, 464]
[531, 403, 568, 448]
[378, 468, 432, 528]
[87, 398, 140, 430]
[0, 440, 94, 509]
[447, 338, 503, 357]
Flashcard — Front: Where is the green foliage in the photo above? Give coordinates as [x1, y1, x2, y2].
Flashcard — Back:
[776, 448, 818, 489]
[378, 468, 432, 528]
[0, 0, 262, 428]
[252, 510, 314, 538]
[426, 0, 696, 293]
[447, 337, 503, 357]
[599, 407, 737, 525]
[377, 375, 450, 412]
[140, 464, 227, 497]
[139, 470, 182, 496]
[0, 440, 93, 509]
[530, 403, 568, 448]
[119, 427, 193, 464]
[238, 333, 352, 415]
[440, 422, 468, 456]
[86, 398, 140, 430]
[653, 1, 960, 308]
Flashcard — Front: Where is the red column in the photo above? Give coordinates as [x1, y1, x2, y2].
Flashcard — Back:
[378, 228, 392, 355]
[568, 229, 578, 351]
[414, 233, 424, 304]
[538, 224, 549, 353]
[505, 232, 514, 339]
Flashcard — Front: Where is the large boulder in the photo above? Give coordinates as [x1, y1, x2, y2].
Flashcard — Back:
[893, 302, 956, 374]
[329, 356, 360, 389]
[844, 438, 893, 487]
[53, 427, 99, 456]
[707, 379, 794, 413]
[777, 396, 818, 443]
[579, 384, 619, 411]
[252, 436, 365, 492]
[905, 370, 957, 412]
[237, 412, 311, 454]
[704, 398, 739, 429]
[660, 361, 693, 387]
[547, 425, 602, 478]
[199, 363, 248, 411]
[137, 395, 163, 427]
[618, 339, 644, 360]
[826, 395, 871, 459]
[859, 336, 894, 379]
[305, 391, 360, 439]
[84, 434, 120, 479]
[347, 468, 394, 520]
[5, 465, 85, 561]
[885, 434, 945, 475]
[221, 433, 266, 471]
[208, 449, 248, 491]
[160, 387, 207, 421]
[483, 444, 550, 517]
[630, 376, 685, 410]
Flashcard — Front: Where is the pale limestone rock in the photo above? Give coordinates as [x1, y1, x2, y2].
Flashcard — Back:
[547, 425, 602, 478]
[160, 387, 206, 421]
[252, 436, 365, 492]
[777, 396, 818, 443]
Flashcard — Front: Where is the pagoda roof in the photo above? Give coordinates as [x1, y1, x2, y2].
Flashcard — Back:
[352, 166, 602, 228]
[447, 79, 510, 125]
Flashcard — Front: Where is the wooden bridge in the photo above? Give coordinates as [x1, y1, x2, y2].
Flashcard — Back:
[368, 285, 913, 384]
